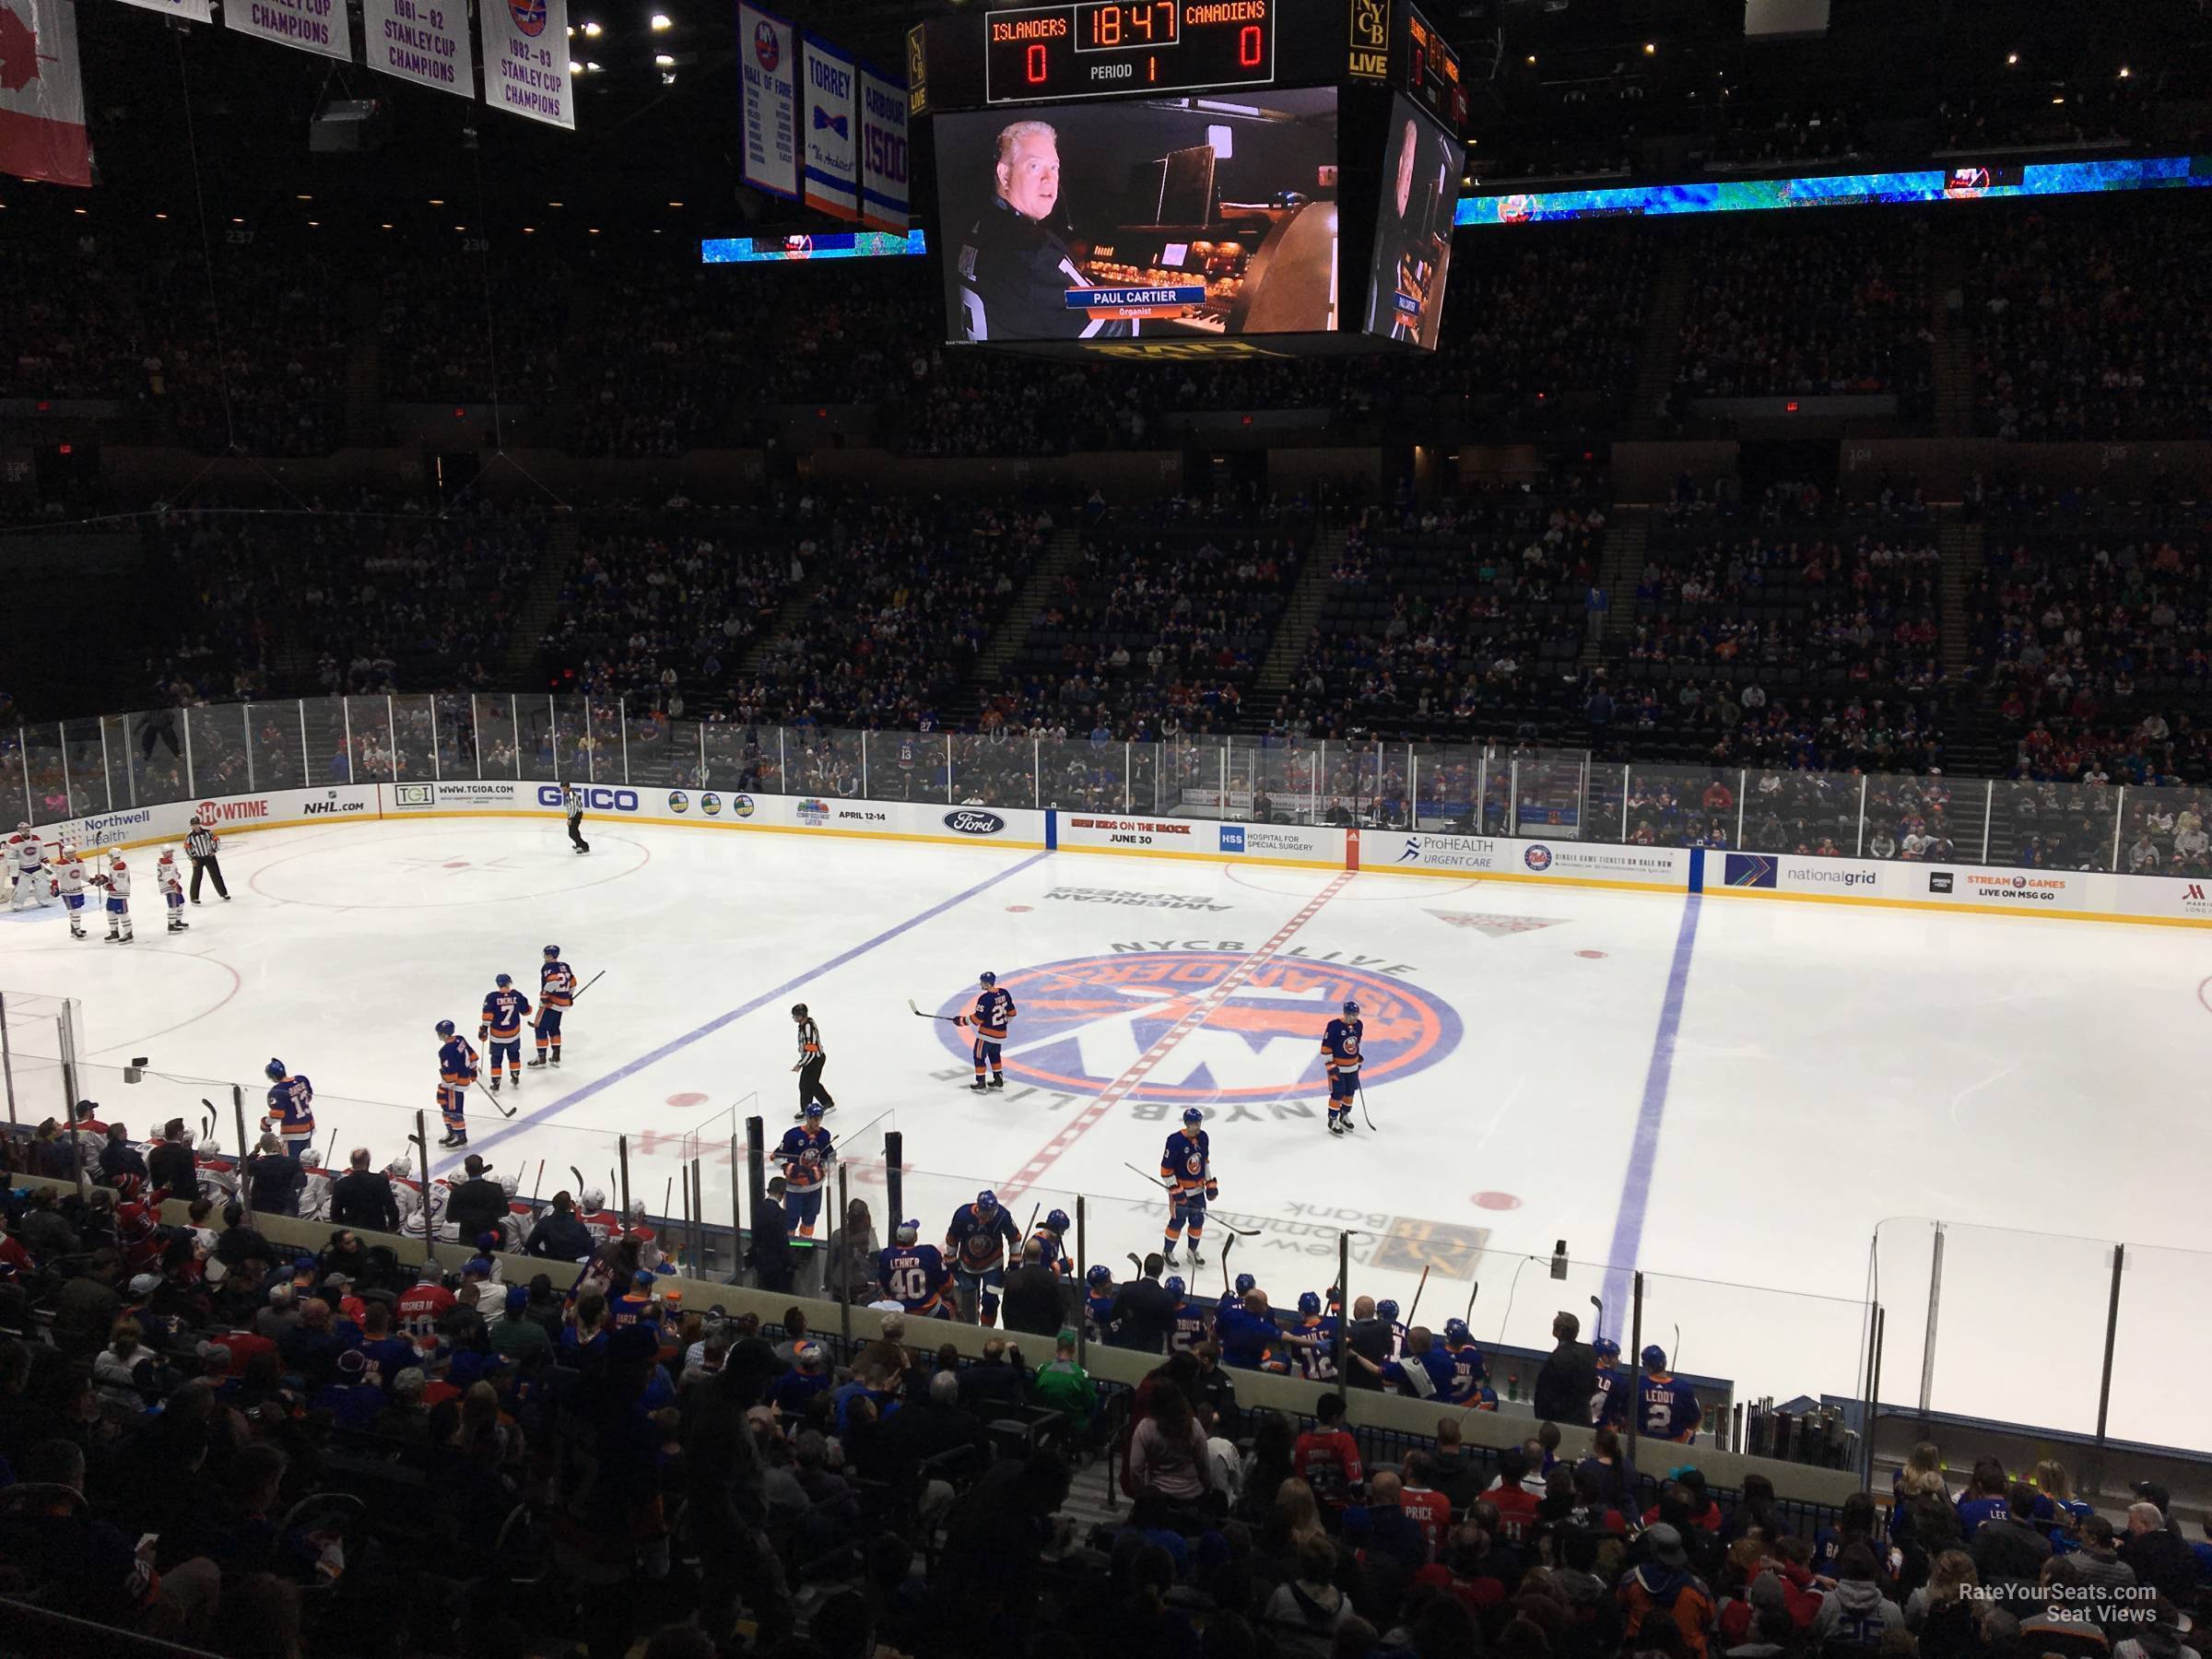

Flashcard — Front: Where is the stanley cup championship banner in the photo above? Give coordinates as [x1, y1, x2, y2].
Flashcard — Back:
[485, 0, 574, 128]
[737, 2, 798, 199]
[0, 0, 91, 186]
[801, 32, 858, 219]
[364, 0, 477, 99]
[225, 0, 354, 60]
[857, 63, 909, 232]
[112, 0, 216, 20]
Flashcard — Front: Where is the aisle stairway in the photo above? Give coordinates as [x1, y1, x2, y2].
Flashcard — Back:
[341, 281, 383, 448]
[498, 512, 581, 687]
[1630, 245, 1693, 435]
[970, 522, 1087, 689]
[1929, 234, 1975, 437]
[1253, 523, 1349, 700]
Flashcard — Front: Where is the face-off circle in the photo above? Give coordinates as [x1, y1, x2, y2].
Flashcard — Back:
[935, 951, 1461, 1103]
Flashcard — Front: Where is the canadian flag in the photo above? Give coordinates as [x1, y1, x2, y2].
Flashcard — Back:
[0, 0, 91, 188]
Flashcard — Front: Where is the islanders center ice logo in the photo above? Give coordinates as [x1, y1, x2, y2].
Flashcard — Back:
[935, 953, 1460, 1104]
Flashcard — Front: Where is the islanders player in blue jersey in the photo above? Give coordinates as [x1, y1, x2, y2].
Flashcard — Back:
[877, 1219, 951, 1317]
[945, 1188, 1021, 1324]
[1588, 1336, 1630, 1426]
[1635, 1344, 1701, 1442]
[1322, 998, 1364, 1135]
[1159, 1107, 1218, 1266]
[954, 971, 1017, 1091]
[1285, 1291, 1340, 1381]
[1440, 1320, 1496, 1407]
[1084, 1265, 1118, 1342]
[1165, 1276, 1212, 1355]
[261, 1059, 316, 1157]
[775, 1104, 835, 1239]
[530, 946, 577, 1068]
[478, 973, 533, 1094]
[433, 1019, 480, 1148]
[1029, 1208, 1072, 1278]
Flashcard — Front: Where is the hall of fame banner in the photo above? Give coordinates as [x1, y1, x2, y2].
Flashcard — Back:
[223, 0, 353, 60]
[485, 0, 575, 129]
[363, 0, 477, 99]
[737, 2, 800, 199]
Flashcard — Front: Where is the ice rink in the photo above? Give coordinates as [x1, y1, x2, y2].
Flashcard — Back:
[5, 815, 2206, 1452]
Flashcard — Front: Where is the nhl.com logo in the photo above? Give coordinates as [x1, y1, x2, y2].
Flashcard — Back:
[1524, 843, 1554, 872]
[700, 793, 724, 818]
[666, 790, 689, 815]
[934, 952, 1461, 1104]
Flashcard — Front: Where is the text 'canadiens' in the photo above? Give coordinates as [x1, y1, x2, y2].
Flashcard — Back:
[1184, 0, 1265, 22]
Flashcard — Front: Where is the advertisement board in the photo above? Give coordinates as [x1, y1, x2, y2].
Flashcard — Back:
[1383, 831, 1689, 889]
[1712, 853, 2094, 915]
[38, 786, 382, 854]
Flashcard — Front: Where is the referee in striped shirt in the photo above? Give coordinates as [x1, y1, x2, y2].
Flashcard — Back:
[184, 818, 229, 901]
[791, 1003, 834, 1120]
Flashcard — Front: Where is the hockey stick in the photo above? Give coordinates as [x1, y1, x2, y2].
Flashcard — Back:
[1673, 1322, 1682, 1373]
[1406, 1264, 1431, 1329]
[1590, 1294, 1605, 1344]
[487, 1084, 518, 1120]
[906, 998, 961, 1023]
[1126, 1252, 1144, 1276]
[1124, 1162, 1258, 1236]
[1122, 1162, 1171, 1193]
[663, 1177, 674, 1222]
[569, 1164, 586, 1195]
[571, 971, 606, 999]
[1024, 1202, 1040, 1245]
[200, 1100, 218, 1147]
[1219, 1232, 1237, 1296]
[1358, 1077, 1378, 1133]
[1463, 1278, 1481, 1325]
[530, 1159, 545, 1205]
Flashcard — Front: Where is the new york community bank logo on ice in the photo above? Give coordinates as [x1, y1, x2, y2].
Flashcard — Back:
[935, 952, 1461, 1103]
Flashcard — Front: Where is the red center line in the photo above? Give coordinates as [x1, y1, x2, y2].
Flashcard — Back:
[996, 871, 1353, 1202]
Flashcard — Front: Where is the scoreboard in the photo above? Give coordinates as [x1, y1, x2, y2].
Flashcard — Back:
[912, 0, 1465, 357]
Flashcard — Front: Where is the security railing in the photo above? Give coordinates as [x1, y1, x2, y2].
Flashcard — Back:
[4, 692, 2200, 871]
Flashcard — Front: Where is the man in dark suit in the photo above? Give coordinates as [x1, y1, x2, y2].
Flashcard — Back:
[147, 1119, 199, 1202]
[446, 1154, 508, 1246]
[1107, 1253, 1177, 1354]
[1533, 1311, 1597, 1426]
[329, 1148, 401, 1233]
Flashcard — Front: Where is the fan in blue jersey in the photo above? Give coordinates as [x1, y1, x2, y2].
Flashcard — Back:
[1164, 1275, 1211, 1355]
[1159, 1108, 1218, 1267]
[877, 1219, 951, 1317]
[477, 974, 534, 1094]
[1587, 1336, 1630, 1426]
[1440, 1319, 1496, 1408]
[261, 1059, 317, 1156]
[775, 1105, 835, 1239]
[953, 971, 1017, 1092]
[944, 1189, 1021, 1324]
[433, 1020, 480, 1148]
[1029, 1208, 1072, 1278]
[1084, 1265, 1118, 1342]
[1321, 999, 1364, 1136]
[1635, 1345, 1701, 1442]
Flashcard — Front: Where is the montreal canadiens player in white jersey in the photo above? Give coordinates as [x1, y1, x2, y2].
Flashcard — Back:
[4, 823, 28, 905]
[54, 847, 89, 939]
[9, 830, 49, 911]
[90, 851, 134, 944]
[157, 848, 189, 932]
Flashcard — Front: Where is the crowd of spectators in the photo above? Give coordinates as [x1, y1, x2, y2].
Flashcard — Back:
[1964, 197, 2212, 441]
[148, 241, 352, 458]
[1672, 219, 1934, 410]
[0, 226, 151, 403]
[4, 1130, 2208, 1659]
[1695, 107, 1867, 172]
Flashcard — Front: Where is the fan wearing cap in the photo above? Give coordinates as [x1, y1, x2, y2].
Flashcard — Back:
[313, 1347, 386, 1431]
[1620, 1524, 1717, 1653]
[609, 1268, 662, 1335]
[1635, 1345, 1702, 1444]
[767, 1340, 834, 1415]
[775, 1104, 836, 1240]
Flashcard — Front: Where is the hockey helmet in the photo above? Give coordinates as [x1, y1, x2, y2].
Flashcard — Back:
[265, 1059, 288, 1081]
[1342, 998, 1360, 1018]
[1165, 1275, 1186, 1298]
[1443, 1318, 1471, 1345]
[978, 971, 996, 986]
[1593, 1336, 1621, 1360]
[804, 1103, 825, 1120]
[435, 1019, 456, 1038]
[495, 972, 512, 988]
[1182, 1107, 1205, 1126]
[1234, 1272, 1256, 1296]
[974, 1188, 998, 1214]
[1641, 1344, 1669, 1371]
[500, 1171, 521, 1197]
[1043, 1207, 1070, 1233]
[1298, 1291, 1323, 1316]
[894, 1218, 920, 1243]
[386, 1155, 414, 1179]
[1377, 1299, 1401, 1323]
[1086, 1265, 1112, 1288]
[582, 1186, 606, 1211]
[158, 846, 175, 863]
[543, 944, 560, 959]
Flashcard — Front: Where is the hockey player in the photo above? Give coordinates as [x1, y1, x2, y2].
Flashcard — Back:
[261, 1059, 317, 1157]
[10, 830, 48, 912]
[3, 823, 25, 905]
[1029, 1207, 1072, 1277]
[1588, 1336, 1630, 1427]
[790, 1004, 834, 1120]
[156, 848, 187, 931]
[54, 847, 88, 939]
[1285, 1291, 1341, 1382]
[577, 1186, 621, 1245]
[434, 1018, 480, 1147]
[386, 1155, 428, 1230]
[775, 1103, 835, 1239]
[1083, 1265, 1118, 1343]
[90, 852, 133, 944]
[1439, 1319, 1496, 1407]
[478, 973, 533, 1093]
[1159, 1106, 1216, 1266]
[877, 1218, 951, 1318]
[1218, 1271, 1257, 1322]
[1635, 1345, 1702, 1443]
[953, 971, 1017, 1091]
[1322, 998, 1363, 1135]
[1165, 1275, 1212, 1356]
[530, 945, 576, 1067]
[944, 1188, 1021, 1324]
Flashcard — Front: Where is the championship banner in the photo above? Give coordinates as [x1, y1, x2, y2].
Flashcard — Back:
[801, 32, 859, 220]
[222, 0, 354, 61]
[111, 0, 215, 23]
[485, 0, 575, 130]
[0, 0, 91, 187]
[856, 63, 909, 231]
[363, 0, 477, 99]
[736, 2, 798, 199]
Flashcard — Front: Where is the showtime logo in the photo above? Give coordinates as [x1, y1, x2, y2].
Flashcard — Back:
[196, 799, 270, 825]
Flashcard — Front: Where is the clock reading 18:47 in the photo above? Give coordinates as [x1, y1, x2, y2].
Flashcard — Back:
[1072, 0, 1177, 51]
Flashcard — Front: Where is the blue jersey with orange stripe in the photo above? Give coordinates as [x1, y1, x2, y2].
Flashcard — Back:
[1323, 1017, 1363, 1077]
[266, 1075, 315, 1135]
[439, 1036, 480, 1085]
[540, 960, 577, 1009]
[776, 1124, 834, 1194]
[1160, 1128, 1212, 1195]
[877, 1243, 948, 1314]
[960, 988, 1016, 1041]
[481, 987, 531, 1041]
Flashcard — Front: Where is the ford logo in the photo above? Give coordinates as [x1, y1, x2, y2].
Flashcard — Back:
[944, 810, 1006, 836]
